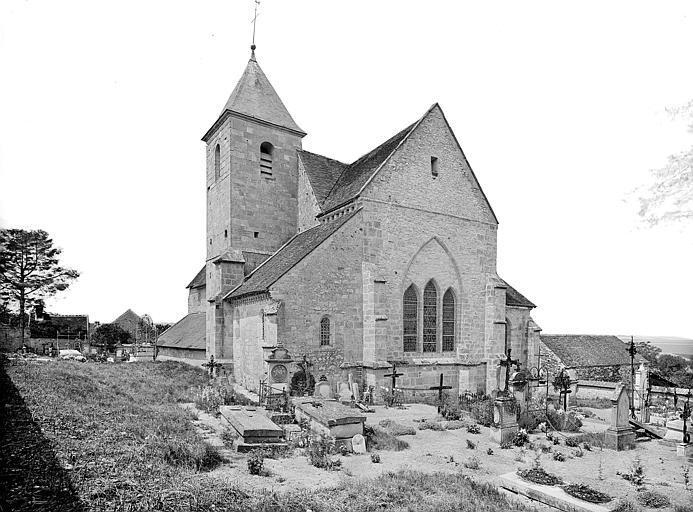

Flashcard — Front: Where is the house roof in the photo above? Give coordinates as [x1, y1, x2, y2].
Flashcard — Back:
[112, 309, 140, 328]
[320, 120, 419, 212]
[225, 208, 360, 300]
[207, 50, 304, 137]
[501, 280, 536, 308]
[298, 150, 348, 204]
[186, 265, 206, 289]
[540, 334, 646, 368]
[156, 312, 205, 350]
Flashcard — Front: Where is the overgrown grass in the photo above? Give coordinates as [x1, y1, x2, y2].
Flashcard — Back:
[364, 424, 410, 451]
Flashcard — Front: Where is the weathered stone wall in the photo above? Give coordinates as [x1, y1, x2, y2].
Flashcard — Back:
[297, 157, 321, 232]
[230, 296, 269, 392]
[187, 286, 205, 314]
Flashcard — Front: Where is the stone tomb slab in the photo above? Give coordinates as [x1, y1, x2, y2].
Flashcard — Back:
[220, 406, 283, 444]
[500, 472, 610, 512]
[293, 399, 366, 441]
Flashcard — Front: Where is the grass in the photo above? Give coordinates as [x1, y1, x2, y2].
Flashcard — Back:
[364, 424, 410, 451]
[2, 361, 534, 511]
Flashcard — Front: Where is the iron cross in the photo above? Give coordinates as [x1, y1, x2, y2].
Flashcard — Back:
[429, 373, 452, 412]
[297, 354, 312, 375]
[499, 348, 520, 393]
[384, 363, 404, 397]
[202, 355, 223, 378]
[251, 0, 260, 47]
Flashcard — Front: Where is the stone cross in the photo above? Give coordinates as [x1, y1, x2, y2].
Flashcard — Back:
[384, 363, 403, 399]
[499, 348, 520, 393]
[429, 373, 452, 413]
[297, 355, 313, 395]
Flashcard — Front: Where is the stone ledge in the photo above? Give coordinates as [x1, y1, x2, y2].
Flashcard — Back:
[499, 472, 610, 512]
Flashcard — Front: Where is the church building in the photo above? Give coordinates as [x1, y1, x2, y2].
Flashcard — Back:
[159, 45, 541, 398]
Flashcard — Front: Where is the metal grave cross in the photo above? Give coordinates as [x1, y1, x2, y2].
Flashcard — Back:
[202, 355, 223, 378]
[384, 362, 404, 398]
[297, 355, 313, 395]
[681, 389, 692, 444]
[429, 373, 453, 413]
[499, 348, 521, 393]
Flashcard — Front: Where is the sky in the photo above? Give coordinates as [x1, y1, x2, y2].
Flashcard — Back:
[1, 1, 692, 338]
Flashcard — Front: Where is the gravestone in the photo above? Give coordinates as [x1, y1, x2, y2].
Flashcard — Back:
[351, 382, 360, 402]
[338, 383, 353, 403]
[293, 398, 366, 452]
[220, 406, 285, 452]
[352, 434, 367, 454]
[490, 396, 518, 445]
[603, 384, 636, 451]
[313, 380, 333, 399]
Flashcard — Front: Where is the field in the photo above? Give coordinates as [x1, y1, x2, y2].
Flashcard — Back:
[0, 360, 529, 512]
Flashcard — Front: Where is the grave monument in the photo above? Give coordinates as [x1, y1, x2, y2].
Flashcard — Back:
[603, 384, 636, 451]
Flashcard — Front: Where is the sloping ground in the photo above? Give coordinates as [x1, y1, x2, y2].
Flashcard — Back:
[0, 360, 531, 512]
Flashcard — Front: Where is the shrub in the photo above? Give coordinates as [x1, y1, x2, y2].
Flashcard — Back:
[307, 435, 341, 471]
[572, 448, 583, 458]
[443, 420, 467, 430]
[417, 420, 445, 431]
[546, 407, 582, 432]
[247, 451, 264, 475]
[518, 412, 543, 432]
[500, 441, 513, 449]
[221, 427, 237, 448]
[466, 424, 481, 434]
[675, 505, 693, 512]
[470, 397, 494, 427]
[159, 439, 224, 471]
[370, 453, 381, 463]
[364, 425, 409, 451]
[562, 483, 611, 504]
[619, 456, 645, 487]
[464, 457, 480, 470]
[193, 385, 234, 414]
[565, 436, 580, 447]
[611, 499, 641, 512]
[637, 490, 670, 509]
[553, 452, 566, 462]
[513, 428, 529, 447]
[486, 448, 494, 455]
[466, 439, 476, 449]
[378, 419, 416, 436]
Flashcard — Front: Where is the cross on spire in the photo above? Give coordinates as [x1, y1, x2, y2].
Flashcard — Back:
[251, 0, 260, 58]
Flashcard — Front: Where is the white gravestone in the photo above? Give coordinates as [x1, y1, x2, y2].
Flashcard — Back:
[352, 433, 367, 454]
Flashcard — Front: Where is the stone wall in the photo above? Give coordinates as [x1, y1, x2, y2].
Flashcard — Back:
[188, 286, 205, 314]
[297, 156, 321, 232]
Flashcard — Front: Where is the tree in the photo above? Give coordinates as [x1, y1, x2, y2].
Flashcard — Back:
[635, 341, 662, 364]
[92, 323, 132, 351]
[656, 354, 693, 388]
[0, 229, 79, 344]
[637, 100, 693, 225]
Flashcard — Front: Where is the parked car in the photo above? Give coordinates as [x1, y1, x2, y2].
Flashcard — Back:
[59, 349, 86, 362]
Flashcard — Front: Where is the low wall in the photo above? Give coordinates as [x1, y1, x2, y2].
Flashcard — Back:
[576, 380, 618, 400]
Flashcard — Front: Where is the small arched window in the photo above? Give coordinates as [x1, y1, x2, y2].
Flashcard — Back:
[442, 288, 455, 352]
[423, 280, 437, 352]
[260, 142, 273, 175]
[403, 285, 418, 352]
[320, 316, 330, 346]
[214, 144, 221, 181]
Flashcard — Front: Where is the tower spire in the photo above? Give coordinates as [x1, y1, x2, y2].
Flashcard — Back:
[250, 0, 260, 61]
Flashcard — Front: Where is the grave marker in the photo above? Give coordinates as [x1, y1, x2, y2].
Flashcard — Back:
[429, 373, 452, 413]
[603, 384, 635, 451]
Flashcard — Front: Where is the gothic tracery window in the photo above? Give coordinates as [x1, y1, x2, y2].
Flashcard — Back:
[442, 288, 455, 352]
[320, 316, 330, 346]
[423, 280, 437, 352]
[403, 285, 417, 352]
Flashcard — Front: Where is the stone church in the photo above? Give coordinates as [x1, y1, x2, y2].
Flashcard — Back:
[159, 46, 541, 398]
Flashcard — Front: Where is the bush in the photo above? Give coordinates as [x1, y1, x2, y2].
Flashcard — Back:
[470, 397, 494, 427]
[466, 424, 481, 434]
[562, 483, 611, 504]
[247, 451, 264, 475]
[513, 428, 529, 447]
[193, 385, 234, 414]
[443, 420, 467, 430]
[486, 448, 494, 455]
[553, 452, 566, 462]
[565, 436, 580, 447]
[159, 439, 224, 471]
[464, 457, 480, 470]
[417, 420, 445, 431]
[612, 499, 641, 512]
[517, 467, 563, 486]
[637, 490, 670, 509]
[378, 419, 416, 436]
[466, 439, 476, 449]
[500, 441, 513, 449]
[370, 453, 381, 463]
[546, 407, 582, 432]
[364, 425, 409, 451]
[307, 436, 341, 471]
[221, 427, 237, 448]
[518, 412, 543, 432]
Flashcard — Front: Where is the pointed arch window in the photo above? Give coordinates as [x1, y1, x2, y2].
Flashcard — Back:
[214, 144, 221, 181]
[403, 285, 418, 352]
[442, 288, 455, 352]
[320, 316, 330, 346]
[423, 280, 437, 352]
[260, 142, 273, 175]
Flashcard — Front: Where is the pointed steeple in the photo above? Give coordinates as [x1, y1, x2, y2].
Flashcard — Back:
[217, 46, 304, 135]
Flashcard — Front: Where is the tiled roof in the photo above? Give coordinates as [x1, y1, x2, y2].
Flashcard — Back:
[501, 280, 536, 308]
[112, 309, 140, 330]
[218, 53, 304, 135]
[186, 265, 206, 289]
[320, 120, 418, 212]
[225, 209, 360, 300]
[157, 312, 205, 350]
[541, 334, 646, 368]
[298, 150, 348, 204]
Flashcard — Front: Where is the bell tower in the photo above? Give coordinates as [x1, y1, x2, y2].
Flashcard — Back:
[202, 45, 306, 360]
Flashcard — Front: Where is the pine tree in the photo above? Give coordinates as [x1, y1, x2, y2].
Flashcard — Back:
[0, 229, 79, 343]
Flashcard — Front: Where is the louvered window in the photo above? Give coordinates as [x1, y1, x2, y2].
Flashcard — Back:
[442, 289, 455, 352]
[260, 142, 273, 175]
[403, 285, 417, 352]
[423, 280, 437, 352]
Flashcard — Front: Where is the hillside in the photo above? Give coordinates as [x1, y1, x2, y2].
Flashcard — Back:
[617, 335, 693, 356]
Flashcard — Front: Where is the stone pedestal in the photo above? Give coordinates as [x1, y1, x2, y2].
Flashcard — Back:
[490, 397, 518, 445]
[603, 384, 635, 451]
[677, 443, 693, 458]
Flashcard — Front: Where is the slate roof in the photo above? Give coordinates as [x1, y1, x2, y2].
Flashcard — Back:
[298, 150, 348, 204]
[215, 52, 304, 135]
[156, 312, 205, 350]
[186, 265, 206, 289]
[225, 209, 360, 300]
[320, 120, 418, 212]
[541, 334, 646, 368]
[501, 280, 536, 308]
[112, 309, 140, 332]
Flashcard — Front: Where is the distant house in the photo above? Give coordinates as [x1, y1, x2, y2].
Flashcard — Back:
[28, 305, 89, 352]
[111, 309, 141, 340]
[156, 312, 206, 364]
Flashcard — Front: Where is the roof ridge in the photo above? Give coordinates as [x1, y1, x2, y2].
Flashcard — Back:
[297, 149, 348, 166]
